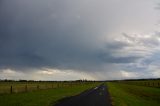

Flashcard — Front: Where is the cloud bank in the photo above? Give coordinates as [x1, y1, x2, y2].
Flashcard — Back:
[0, 0, 160, 80]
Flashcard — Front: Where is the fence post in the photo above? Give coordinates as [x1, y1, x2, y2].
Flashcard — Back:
[10, 85, 13, 94]
[37, 85, 39, 90]
[46, 85, 47, 89]
[25, 85, 27, 92]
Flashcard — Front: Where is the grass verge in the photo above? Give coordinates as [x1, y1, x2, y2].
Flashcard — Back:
[0, 83, 98, 106]
[107, 82, 160, 106]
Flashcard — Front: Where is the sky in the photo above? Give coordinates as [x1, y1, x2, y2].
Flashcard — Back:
[0, 0, 160, 80]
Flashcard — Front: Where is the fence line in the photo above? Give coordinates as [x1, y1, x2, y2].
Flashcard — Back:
[0, 82, 96, 94]
[119, 81, 160, 88]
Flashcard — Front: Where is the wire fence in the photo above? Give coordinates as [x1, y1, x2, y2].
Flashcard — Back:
[0, 82, 96, 94]
[117, 81, 160, 88]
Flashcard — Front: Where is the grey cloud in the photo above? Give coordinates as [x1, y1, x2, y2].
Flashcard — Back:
[155, 3, 160, 9]
[0, 0, 159, 79]
[121, 32, 160, 48]
[0, 0, 114, 71]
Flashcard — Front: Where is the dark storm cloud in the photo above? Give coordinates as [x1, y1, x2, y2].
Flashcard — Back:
[1, 0, 159, 81]
[0, 0, 143, 72]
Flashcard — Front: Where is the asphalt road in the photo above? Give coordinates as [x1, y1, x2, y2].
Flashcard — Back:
[54, 84, 111, 106]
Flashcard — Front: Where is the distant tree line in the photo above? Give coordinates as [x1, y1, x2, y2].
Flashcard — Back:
[107, 78, 160, 82]
[0, 79, 97, 82]
[1, 78, 159, 82]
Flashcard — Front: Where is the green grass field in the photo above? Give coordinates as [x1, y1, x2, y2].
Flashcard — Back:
[107, 82, 160, 106]
[1, 80, 160, 106]
[0, 81, 58, 94]
[0, 82, 99, 106]
[0, 81, 94, 94]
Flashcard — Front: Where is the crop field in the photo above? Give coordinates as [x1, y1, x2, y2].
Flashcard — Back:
[107, 80, 160, 106]
[0, 81, 99, 106]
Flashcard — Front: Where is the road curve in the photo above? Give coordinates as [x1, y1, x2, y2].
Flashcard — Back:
[54, 84, 111, 106]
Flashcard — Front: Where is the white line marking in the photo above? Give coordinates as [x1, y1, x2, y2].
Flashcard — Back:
[94, 87, 98, 90]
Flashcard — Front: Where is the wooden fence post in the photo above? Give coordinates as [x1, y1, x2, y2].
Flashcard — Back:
[10, 85, 13, 94]
[37, 85, 39, 90]
[57, 83, 59, 88]
[25, 85, 27, 92]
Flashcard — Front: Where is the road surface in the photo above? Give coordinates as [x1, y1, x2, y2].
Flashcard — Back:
[54, 84, 111, 106]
